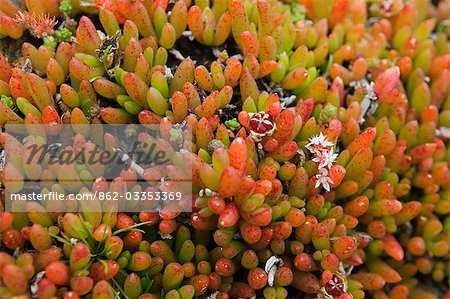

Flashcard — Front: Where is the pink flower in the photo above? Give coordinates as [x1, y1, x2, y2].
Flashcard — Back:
[315, 169, 334, 192]
[306, 132, 334, 154]
[312, 147, 338, 170]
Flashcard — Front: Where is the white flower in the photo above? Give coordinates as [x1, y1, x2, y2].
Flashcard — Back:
[306, 132, 334, 154]
[315, 169, 334, 192]
[312, 148, 338, 170]
[307, 132, 337, 191]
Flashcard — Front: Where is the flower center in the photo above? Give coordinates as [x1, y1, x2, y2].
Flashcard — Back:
[324, 275, 345, 297]
[249, 113, 274, 135]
